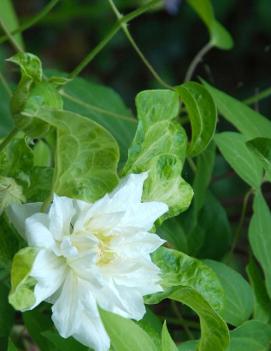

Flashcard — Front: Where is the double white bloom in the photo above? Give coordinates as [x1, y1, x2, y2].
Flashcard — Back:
[9, 173, 168, 351]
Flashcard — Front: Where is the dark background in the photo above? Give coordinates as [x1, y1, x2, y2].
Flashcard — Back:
[9, 0, 271, 113]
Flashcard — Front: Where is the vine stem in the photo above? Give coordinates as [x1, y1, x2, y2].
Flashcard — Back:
[69, 0, 161, 79]
[230, 189, 253, 254]
[107, 0, 172, 89]
[184, 42, 213, 82]
[0, 0, 60, 45]
[171, 301, 194, 339]
[187, 157, 197, 173]
[243, 86, 271, 106]
[0, 19, 23, 53]
[0, 128, 19, 153]
[0, 72, 12, 97]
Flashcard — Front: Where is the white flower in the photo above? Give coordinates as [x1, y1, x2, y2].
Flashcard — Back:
[9, 173, 168, 351]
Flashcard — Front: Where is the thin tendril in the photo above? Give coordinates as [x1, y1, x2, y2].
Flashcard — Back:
[243, 86, 271, 106]
[0, 128, 19, 153]
[184, 42, 213, 82]
[230, 189, 253, 255]
[69, 0, 162, 79]
[0, 19, 23, 53]
[0, 0, 60, 44]
[108, 0, 172, 89]
[0, 72, 12, 97]
[171, 301, 194, 340]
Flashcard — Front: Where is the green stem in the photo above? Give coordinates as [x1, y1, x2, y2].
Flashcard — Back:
[0, 19, 23, 53]
[0, 72, 12, 97]
[0, 0, 60, 44]
[184, 42, 213, 82]
[69, 0, 161, 79]
[171, 301, 194, 339]
[230, 189, 253, 254]
[187, 157, 197, 173]
[243, 87, 271, 106]
[108, 0, 172, 89]
[0, 128, 19, 153]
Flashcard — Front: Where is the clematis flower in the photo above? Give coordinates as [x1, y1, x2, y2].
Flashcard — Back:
[8, 173, 168, 351]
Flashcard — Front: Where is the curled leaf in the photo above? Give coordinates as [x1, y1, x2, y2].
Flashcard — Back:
[176, 82, 217, 157]
[123, 89, 193, 221]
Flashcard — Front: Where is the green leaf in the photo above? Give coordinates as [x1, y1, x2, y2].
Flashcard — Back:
[158, 217, 188, 252]
[100, 310, 158, 351]
[137, 308, 162, 350]
[61, 76, 136, 164]
[42, 330, 88, 351]
[0, 80, 13, 137]
[205, 260, 253, 326]
[0, 176, 25, 213]
[176, 82, 217, 156]
[187, 0, 233, 49]
[7, 53, 42, 82]
[246, 137, 271, 173]
[246, 257, 271, 323]
[227, 320, 271, 351]
[0, 0, 24, 50]
[170, 287, 229, 351]
[25, 166, 54, 202]
[0, 282, 15, 351]
[194, 192, 232, 259]
[179, 320, 271, 351]
[203, 82, 271, 139]
[9, 53, 63, 138]
[192, 141, 216, 215]
[147, 247, 224, 312]
[161, 322, 178, 351]
[0, 214, 20, 271]
[146, 248, 229, 351]
[32, 109, 120, 202]
[249, 191, 271, 298]
[122, 90, 193, 221]
[215, 132, 263, 188]
[181, 142, 217, 244]
[8, 340, 17, 351]
[9, 247, 39, 311]
[178, 340, 197, 351]
[210, 20, 233, 50]
[23, 310, 55, 351]
[0, 136, 53, 202]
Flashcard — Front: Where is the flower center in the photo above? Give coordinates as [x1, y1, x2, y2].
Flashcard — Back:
[95, 232, 115, 265]
[59, 229, 115, 266]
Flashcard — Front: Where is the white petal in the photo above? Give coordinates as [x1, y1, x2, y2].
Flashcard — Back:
[52, 274, 110, 351]
[6, 202, 42, 238]
[86, 211, 124, 234]
[75, 173, 148, 227]
[112, 231, 165, 257]
[49, 194, 75, 240]
[51, 272, 79, 336]
[93, 280, 146, 321]
[25, 213, 55, 249]
[73, 195, 110, 232]
[109, 172, 148, 209]
[112, 259, 163, 296]
[119, 201, 168, 230]
[76, 280, 110, 351]
[101, 257, 162, 295]
[30, 249, 66, 309]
